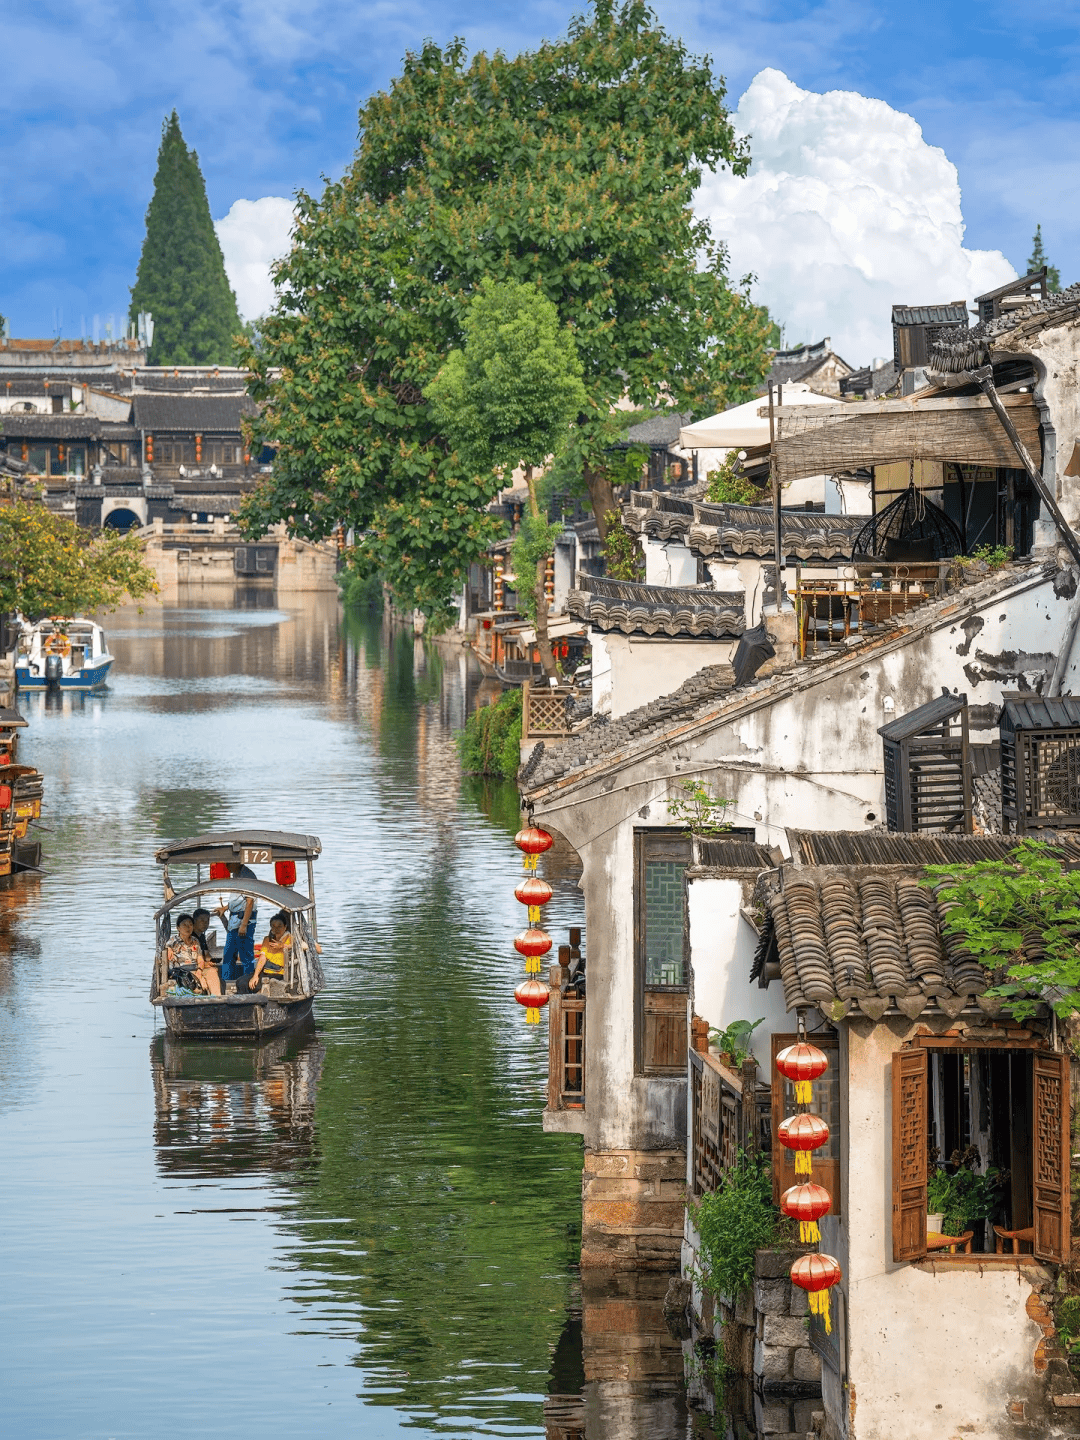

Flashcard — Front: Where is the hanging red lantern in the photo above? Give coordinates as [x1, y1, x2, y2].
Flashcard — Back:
[515, 826, 553, 855]
[209, 861, 229, 881]
[514, 876, 553, 907]
[790, 1252, 841, 1332]
[514, 977, 550, 1024]
[780, 1182, 832, 1243]
[514, 927, 552, 975]
[0, 785, 10, 812]
[778, 1113, 830, 1175]
[776, 1041, 829, 1104]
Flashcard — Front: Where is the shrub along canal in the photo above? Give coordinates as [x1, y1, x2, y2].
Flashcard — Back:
[0, 593, 711, 1439]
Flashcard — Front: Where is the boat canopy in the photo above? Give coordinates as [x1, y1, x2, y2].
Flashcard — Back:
[155, 831, 322, 865]
[0, 709, 28, 730]
[154, 877, 316, 921]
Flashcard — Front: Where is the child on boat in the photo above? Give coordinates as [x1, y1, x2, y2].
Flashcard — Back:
[167, 913, 222, 996]
[250, 912, 291, 991]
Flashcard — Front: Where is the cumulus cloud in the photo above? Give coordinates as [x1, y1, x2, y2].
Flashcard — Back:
[215, 196, 295, 322]
[697, 69, 1017, 366]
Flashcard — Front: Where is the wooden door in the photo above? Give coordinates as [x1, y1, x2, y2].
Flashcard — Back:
[892, 1046, 928, 1262]
[643, 990, 687, 1075]
[1033, 1050, 1070, 1263]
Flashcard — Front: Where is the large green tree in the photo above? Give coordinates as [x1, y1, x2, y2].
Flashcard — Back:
[427, 278, 586, 672]
[130, 112, 242, 365]
[237, 0, 773, 618]
[0, 501, 158, 617]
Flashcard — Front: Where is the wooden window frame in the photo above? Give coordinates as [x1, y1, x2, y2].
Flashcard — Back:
[633, 829, 691, 1077]
[771, 1032, 841, 1219]
[891, 1036, 1069, 1265]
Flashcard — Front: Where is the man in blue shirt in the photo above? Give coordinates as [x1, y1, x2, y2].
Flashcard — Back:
[216, 863, 258, 988]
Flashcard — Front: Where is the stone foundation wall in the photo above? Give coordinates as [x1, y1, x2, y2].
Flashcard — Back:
[581, 1148, 685, 1270]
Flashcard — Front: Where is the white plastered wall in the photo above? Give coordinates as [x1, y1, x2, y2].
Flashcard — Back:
[644, 538, 698, 587]
[605, 634, 737, 719]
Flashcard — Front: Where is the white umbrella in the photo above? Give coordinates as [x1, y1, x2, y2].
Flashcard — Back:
[678, 382, 837, 451]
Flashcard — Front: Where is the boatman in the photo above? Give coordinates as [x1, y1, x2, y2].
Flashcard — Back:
[217, 863, 258, 990]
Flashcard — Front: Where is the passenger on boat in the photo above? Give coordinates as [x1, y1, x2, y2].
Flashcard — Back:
[216, 864, 258, 988]
[166, 913, 223, 996]
[250, 912, 291, 991]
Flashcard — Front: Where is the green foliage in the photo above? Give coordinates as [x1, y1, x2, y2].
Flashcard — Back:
[1055, 1295, 1080, 1373]
[708, 1017, 764, 1066]
[706, 451, 764, 506]
[0, 500, 159, 617]
[509, 514, 564, 623]
[927, 1147, 1007, 1237]
[691, 1151, 791, 1301]
[426, 278, 587, 478]
[337, 562, 384, 612]
[668, 778, 734, 835]
[922, 839, 1080, 1019]
[1027, 225, 1062, 292]
[601, 510, 645, 580]
[457, 689, 523, 779]
[955, 543, 1013, 571]
[236, 1, 773, 618]
[130, 112, 243, 365]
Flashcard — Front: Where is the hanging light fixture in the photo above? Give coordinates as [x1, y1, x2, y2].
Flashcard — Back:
[780, 1182, 831, 1244]
[513, 823, 553, 1022]
[777, 1112, 830, 1174]
[790, 1253, 842, 1327]
[775, 1041, 829, 1104]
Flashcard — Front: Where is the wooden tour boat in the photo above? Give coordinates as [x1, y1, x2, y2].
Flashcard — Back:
[152, 830, 324, 1039]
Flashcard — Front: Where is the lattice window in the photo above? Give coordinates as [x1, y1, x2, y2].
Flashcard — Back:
[635, 831, 690, 1076]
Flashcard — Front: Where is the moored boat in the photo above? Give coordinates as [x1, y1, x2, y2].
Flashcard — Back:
[152, 830, 324, 1040]
[16, 617, 114, 690]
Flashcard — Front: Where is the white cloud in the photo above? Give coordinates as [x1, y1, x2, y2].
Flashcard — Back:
[215, 196, 295, 322]
[697, 69, 1017, 365]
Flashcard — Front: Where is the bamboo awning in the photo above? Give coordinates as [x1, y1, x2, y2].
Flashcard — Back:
[772, 393, 1042, 483]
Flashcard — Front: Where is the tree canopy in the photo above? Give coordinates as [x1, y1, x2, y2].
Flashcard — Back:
[1027, 225, 1061, 293]
[237, 0, 774, 618]
[0, 502, 159, 618]
[130, 112, 242, 365]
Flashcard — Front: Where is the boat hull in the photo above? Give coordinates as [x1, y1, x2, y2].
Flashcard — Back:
[160, 993, 314, 1039]
[16, 660, 113, 690]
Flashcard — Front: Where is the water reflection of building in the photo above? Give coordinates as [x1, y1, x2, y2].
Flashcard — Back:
[545, 1274, 694, 1440]
[151, 1025, 324, 1179]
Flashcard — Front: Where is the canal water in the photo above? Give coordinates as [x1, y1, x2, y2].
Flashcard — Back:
[0, 593, 715, 1440]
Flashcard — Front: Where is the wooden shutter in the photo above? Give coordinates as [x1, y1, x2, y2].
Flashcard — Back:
[771, 1033, 841, 1218]
[892, 1046, 928, 1262]
[1033, 1051, 1071, 1263]
[643, 991, 687, 1074]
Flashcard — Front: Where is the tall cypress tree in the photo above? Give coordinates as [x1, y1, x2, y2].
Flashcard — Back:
[130, 112, 242, 364]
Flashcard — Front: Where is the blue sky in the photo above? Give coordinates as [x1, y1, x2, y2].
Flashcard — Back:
[3, 0, 1079, 351]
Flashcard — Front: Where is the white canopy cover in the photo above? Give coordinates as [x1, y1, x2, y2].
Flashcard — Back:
[678, 383, 838, 452]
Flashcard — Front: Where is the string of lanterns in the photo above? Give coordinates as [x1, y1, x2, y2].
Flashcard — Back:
[513, 825, 553, 1023]
[775, 1039, 842, 1332]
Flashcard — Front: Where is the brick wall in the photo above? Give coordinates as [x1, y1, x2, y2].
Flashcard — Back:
[581, 1148, 685, 1269]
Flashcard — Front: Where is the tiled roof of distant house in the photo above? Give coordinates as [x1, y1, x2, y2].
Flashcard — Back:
[766, 338, 851, 389]
[567, 574, 746, 638]
[0, 414, 103, 439]
[622, 490, 864, 562]
[621, 411, 693, 448]
[132, 395, 258, 431]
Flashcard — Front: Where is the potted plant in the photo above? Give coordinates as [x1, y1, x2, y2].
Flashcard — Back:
[708, 1018, 765, 1068]
[926, 1146, 1007, 1239]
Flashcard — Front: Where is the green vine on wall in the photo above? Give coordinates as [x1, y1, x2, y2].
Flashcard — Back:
[690, 1151, 792, 1301]
[601, 510, 645, 581]
[668, 778, 734, 836]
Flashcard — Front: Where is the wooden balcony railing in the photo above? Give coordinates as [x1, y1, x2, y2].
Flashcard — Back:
[689, 1048, 772, 1197]
[547, 947, 585, 1112]
[795, 562, 945, 659]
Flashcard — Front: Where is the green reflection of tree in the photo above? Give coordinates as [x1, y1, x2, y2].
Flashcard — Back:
[281, 828, 583, 1433]
[142, 786, 230, 841]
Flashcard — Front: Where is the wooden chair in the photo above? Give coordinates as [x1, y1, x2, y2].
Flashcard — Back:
[994, 1225, 1035, 1254]
[926, 1230, 974, 1254]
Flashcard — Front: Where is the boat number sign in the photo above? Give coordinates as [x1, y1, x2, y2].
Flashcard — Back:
[240, 847, 273, 864]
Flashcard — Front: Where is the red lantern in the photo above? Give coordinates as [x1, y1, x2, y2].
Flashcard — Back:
[781, 1182, 831, 1243]
[776, 1041, 829, 1104]
[778, 1112, 830, 1177]
[514, 977, 550, 1024]
[209, 861, 229, 880]
[790, 1252, 841, 1331]
[274, 860, 297, 887]
[514, 928, 552, 957]
[514, 876, 553, 907]
[0, 786, 10, 811]
[515, 826, 553, 854]
[0, 753, 9, 766]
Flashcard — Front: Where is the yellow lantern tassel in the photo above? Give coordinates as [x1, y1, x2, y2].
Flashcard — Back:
[795, 1080, 813, 1105]
[809, 1290, 832, 1334]
[525, 955, 542, 974]
[525, 1007, 540, 1024]
[528, 905, 541, 923]
[523, 853, 538, 872]
[798, 1220, 821, 1244]
[795, 1151, 812, 1176]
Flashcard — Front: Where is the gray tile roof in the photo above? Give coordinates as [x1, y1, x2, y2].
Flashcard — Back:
[999, 691, 1080, 732]
[622, 411, 693, 448]
[892, 303, 968, 327]
[932, 280, 1080, 374]
[132, 395, 257, 432]
[1, 414, 102, 438]
[567, 574, 746, 638]
[622, 491, 864, 562]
